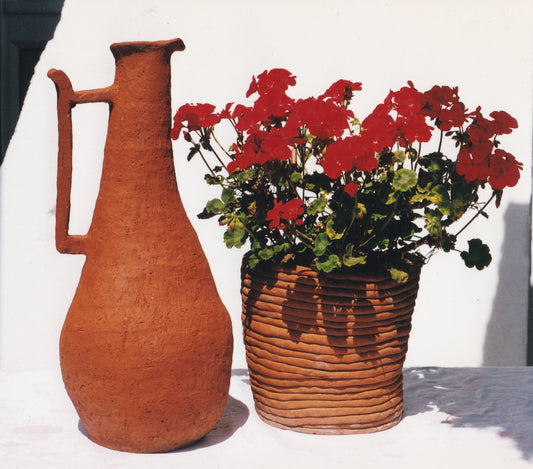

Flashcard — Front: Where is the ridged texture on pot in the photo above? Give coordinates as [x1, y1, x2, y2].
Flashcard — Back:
[241, 262, 421, 434]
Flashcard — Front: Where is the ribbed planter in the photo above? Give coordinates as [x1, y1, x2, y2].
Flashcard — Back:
[241, 261, 422, 434]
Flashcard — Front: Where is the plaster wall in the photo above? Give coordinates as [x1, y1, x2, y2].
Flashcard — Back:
[1, 0, 531, 370]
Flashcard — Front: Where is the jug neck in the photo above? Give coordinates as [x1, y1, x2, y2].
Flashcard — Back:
[111, 38, 185, 99]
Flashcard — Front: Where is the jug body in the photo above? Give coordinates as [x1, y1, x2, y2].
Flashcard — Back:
[49, 38, 233, 453]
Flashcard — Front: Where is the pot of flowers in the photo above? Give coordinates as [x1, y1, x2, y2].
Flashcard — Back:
[171, 69, 521, 434]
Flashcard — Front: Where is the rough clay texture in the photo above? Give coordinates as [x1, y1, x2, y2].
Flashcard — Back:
[48, 38, 233, 453]
[241, 262, 421, 434]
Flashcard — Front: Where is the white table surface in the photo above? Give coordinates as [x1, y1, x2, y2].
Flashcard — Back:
[2, 366, 533, 469]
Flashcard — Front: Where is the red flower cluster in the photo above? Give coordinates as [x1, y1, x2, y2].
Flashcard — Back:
[454, 108, 521, 188]
[266, 198, 305, 229]
[321, 82, 434, 178]
[171, 70, 521, 190]
[421, 85, 468, 131]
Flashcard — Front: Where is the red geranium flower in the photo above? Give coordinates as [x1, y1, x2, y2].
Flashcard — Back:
[421, 85, 458, 119]
[456, 146, 490, 183]
[396, 113, 433, 144]
[322, 135, 378, 179]
[219, 102, 235, 119]
[344, 182, 359, 196]
[265, 200, 283, 228]
[361, 103, 396, 151]
[467, 125, 494, 163]
[227, 128, 294, 172]
[322, 137, 356, 178]
[246, 68, 297, 98]
[319, 79, 362, 104]
[388, 82, 424, 118]
[266, 198, 305, 229]
[171, 103, 221, 140]
[438, 101, 469, 131]
[489, 111, 518, 135]
[488, 149, 523, 189]
[290, 97, 353, 140]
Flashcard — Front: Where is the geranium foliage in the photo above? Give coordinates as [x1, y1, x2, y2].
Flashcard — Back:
[172, 69, 521, 281]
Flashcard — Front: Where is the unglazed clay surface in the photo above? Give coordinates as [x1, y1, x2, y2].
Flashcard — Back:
[241, 262, 421, 434]
[49, 38, 233, 453]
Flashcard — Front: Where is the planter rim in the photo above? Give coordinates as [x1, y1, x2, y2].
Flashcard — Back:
[241, 255, 425, 283]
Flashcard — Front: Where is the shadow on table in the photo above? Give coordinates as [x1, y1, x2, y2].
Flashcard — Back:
[77, 392, 249, 452]
[403, 366, 533, 461]
[178, 394, 249, 451]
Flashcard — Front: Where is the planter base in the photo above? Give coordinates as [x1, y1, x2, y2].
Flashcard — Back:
[241, 261, 422, 434]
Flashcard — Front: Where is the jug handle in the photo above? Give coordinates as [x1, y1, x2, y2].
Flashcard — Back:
[48, 68, 114, 255]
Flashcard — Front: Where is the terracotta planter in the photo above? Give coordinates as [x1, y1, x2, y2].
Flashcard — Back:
[241, 261, 422, 434]
[48, 38, 233, 453]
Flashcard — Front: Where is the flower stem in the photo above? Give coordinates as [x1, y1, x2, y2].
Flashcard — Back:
[454, 192, 496, 238]
[294, 229, 315, 250]
[437, 130, 443, 153]
[197, 148, 217, 176]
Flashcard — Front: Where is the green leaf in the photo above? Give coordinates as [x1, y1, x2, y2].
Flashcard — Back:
[205, 198, 225, 214]
[274, 243, 291, 254]
[258, 247, 274, 260]
[460, 238, 492, 270]
[393, 150, 407, 163]
[223, 226, 247, 248]
[326, 217, 346, 240]
[392, 168, 418, 192]
[313, 232, 331, 257]
[221, 187, 235, 204]
[442, 234, 457, 252]
[386, 191, 398, 205]
[425, 209, 443, 238]
[388, 267, 409, 284]
[247, 254, 261, 269]
[307, 197, 328, 216]
[355, 202, 367, 219]
[187, 144, 201, 161]
[371, 213, 388, 222]
[377, 238, 390, 249]
[343, 254, 366, 267]
[317, 254, 340, 273]
[290, 171, 302, 183]
[204, 174, 223, 185]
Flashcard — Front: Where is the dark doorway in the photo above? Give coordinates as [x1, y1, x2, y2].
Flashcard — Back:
[1, 0, 65, 163]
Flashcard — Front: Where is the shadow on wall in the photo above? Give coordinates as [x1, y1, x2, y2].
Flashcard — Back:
[483, 202, 530, 365]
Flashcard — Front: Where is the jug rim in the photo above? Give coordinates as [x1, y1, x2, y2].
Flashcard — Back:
[110, 38, 185, 58]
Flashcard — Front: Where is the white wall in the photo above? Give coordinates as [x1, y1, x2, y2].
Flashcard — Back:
[1, 0, 531, 370]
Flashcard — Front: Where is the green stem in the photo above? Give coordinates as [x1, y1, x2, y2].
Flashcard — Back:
[197, 148, 216, 176]
[211, 131, 232, 158]
[294, 229, 315, 250]
[201, 130, 228, 171]
[340, 193, 359, 248]
[454, 192, 496, 238]
[239, 220, 257, 241]
[395, 234, 431, 254]
[378, 201, 397, 234]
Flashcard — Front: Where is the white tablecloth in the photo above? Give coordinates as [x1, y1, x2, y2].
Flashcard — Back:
[2, 367, 533, 468]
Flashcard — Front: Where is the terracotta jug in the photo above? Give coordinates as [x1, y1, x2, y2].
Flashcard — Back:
[48, 38, 233, 453]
